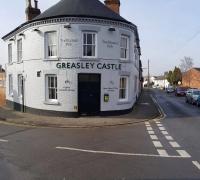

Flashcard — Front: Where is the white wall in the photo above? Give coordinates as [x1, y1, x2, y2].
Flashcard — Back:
[5, 21, 140, 113]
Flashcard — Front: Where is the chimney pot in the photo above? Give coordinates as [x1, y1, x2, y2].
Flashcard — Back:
[34, 0, 38, 9]
[104, 0, 120, 14]
[25, 0, 41, 21]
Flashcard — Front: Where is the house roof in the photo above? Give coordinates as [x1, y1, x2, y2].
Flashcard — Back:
[0, 68, 5, 73]
[194, 68, 200, 71]
[2, 0, 136, 40]
[154, 76, 165, 80]
[33, 0, 129, 23]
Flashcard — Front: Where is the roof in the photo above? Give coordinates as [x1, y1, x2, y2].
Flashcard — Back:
[154, 76, 166, 80]
[0, 68, 5, 73]
[194, 68, 200, 71]
[2, 0, 136, 40]
[33, 0, 129, 24]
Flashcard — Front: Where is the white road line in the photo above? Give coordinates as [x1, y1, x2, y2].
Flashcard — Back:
[150, 135, 158, 140]
[176, 150, 191, 158]
[157, 124, 163, 127]
[55, 146, 188, 158]
[155, 121, 160, 124]
[147, 127, 153, 131]
[192, 161, 200, 170]
[159, 127, 166, 131]
[165, 135, 174, 141]
[0, 139, 8, 142]
[157, 149, 169, 157]
[161, 131, 169, 135]
[151, 95, 167, 118]
[153, 141, 163, 148]
[145, 124, 151, 127]
[169, 141, 181, 148]
[145, 122, 150, 125]
[148, 130, 155, 135]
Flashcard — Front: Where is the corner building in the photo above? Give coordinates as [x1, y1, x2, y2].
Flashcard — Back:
[2, 0, 142, 117]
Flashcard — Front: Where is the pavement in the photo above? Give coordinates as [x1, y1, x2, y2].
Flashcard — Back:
[0, 89, 161, 128]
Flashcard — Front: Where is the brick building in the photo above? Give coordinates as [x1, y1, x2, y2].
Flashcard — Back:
[182, 68, 200, 88]
[0, 67, 6, 106]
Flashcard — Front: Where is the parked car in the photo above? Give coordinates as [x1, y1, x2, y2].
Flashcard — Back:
[166, 86, 175, 93]
[196, 96, 200, 107]
[185, 89, 200, 104]
[175, 87, 188, 96]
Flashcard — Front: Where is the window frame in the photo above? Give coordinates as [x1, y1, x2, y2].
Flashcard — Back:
[17, 39, 23, 63]
[120, 35, 129, 60]
[119, 76, 129, 101]
[45, 74, 58, 103]
[45, 31, 58, 59]
[8, 74, 13, 96]
[8, 43, 12, 64]
[82, 32, 97, 58]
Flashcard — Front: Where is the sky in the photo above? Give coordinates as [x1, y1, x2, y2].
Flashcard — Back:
[0, 0, 200, 76]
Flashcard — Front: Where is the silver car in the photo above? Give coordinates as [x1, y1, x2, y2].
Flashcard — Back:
[185, 89, 200, 104]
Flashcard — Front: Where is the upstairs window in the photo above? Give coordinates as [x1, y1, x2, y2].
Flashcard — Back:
[119, 76, 128, 101]
[46, 75, 58, 102]
[134, 47, 139, 68]
[8, 44, 12, 64]
[83, 32, 96, 57]
[45, 32, 57, 58]
[9, 74, 13, 95]
[17, 39, 22, 62]
[120, 35, 129, 60]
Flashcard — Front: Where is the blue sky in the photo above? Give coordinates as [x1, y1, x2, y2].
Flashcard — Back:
[0, 0, 200, 76]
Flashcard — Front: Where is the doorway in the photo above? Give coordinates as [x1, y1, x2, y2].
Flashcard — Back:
[78, 74, 101, 115]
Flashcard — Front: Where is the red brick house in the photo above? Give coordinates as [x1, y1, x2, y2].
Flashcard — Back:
[182, 68, 200, 88]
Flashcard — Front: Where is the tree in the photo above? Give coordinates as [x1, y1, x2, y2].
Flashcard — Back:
[166, 67, 182, 85]
[173, 66, 182, 85]
[166, 71, 173, 85]
[179, 56, 194, 72]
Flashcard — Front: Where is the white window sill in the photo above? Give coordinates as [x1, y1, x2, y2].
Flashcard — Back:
[117, 100, 130, 105]
[44, 57, 59, 61]
[81, 57, 98, 60]
[17, 61, 23, 64]
[43, 101, 60, 105]
[9, 93, 14, 97]
[119, 59, 131, 63]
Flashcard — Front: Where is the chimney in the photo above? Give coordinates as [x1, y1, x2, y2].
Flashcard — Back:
[25, 0, 41, 21]
[104, 0, 120, 14]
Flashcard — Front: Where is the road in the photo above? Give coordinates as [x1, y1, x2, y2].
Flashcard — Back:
[0, 89, 200, 179]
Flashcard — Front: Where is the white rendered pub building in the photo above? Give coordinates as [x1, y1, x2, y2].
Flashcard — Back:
[2, 0, 142, 117]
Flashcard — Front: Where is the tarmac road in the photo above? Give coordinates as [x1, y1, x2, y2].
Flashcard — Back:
[0, 89, 200, 179]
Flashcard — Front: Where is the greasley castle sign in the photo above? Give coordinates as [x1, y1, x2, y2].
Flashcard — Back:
[56, 62, 122, 70]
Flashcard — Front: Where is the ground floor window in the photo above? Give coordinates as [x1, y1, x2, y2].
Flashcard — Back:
[9, 74, 13, 95]
[18, 74, 23, 97]
[45, 75, 57, 102]
[134, 76, 138, 92]
[119, 76, 128, 101]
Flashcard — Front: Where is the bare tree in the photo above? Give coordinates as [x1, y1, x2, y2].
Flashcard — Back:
[179, 56, 194, 72]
